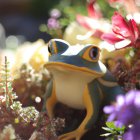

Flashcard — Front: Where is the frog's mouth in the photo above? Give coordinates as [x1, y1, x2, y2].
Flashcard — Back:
[45, 62, 106, 77]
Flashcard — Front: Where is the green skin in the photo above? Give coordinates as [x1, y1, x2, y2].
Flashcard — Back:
[45, 39, 125, 140]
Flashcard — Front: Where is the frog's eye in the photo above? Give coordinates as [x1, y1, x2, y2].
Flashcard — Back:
[48, 39, 69, 55]
[82, 45, 100, 62]
[89, 47, 99, 59]
[48, 40, 58, 55]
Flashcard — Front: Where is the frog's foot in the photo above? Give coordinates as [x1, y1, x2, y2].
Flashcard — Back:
[58, 129, 87, 140]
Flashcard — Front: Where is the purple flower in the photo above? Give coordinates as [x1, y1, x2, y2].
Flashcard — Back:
[50, 9, 61, 19]
[104, 90, 140, 127]
[123, 121, 140, 140]
[47, 18, 60, 29]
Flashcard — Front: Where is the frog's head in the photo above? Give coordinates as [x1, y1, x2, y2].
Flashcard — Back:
[45, 39, 107, 78]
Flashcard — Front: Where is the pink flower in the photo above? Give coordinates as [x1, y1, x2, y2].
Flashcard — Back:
[87, 0, 102, 19]
[76, 0, 104, 38]
[108, 0, 124, 3]
[102, 12, 140, 49]
[108, 0, 139, 14]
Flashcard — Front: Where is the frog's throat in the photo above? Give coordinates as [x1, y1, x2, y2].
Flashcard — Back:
[45, 62, 106, 77]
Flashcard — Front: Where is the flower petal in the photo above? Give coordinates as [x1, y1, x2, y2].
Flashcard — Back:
[112, 12, 131, 38]
[116, 95, 125, 107]
[76, 14, 103, 31]
[128, 19, 140, 42]
[101, 33, 123, 44]
[114, 39, 131, 49]
[123, 122, 140, 140]
[87, 1, 102, 19]
[125, 90, 136, 105]
[108, 0, 123, 4]
[103, 106, 115, 114]
[134, 93, 140, 108]
[115, 121, 124, 127]
[76, 14, 93, 30]
[107, 113, 116, 121]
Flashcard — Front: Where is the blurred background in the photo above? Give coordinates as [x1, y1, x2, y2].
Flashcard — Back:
[0, 0, 59, 48]
[0, 0, 88, 49]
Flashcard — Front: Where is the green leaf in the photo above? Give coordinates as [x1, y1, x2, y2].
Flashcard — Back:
[102, 127, 113, 132]
[106, 122, 117, 129]
[100, 133, 112, 137]
[116, 125, 125, 131]
[39, 24, 48, 32]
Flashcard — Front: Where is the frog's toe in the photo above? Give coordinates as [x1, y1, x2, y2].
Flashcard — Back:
[58, 130, 86, 140]
[58, 132, 74, 140]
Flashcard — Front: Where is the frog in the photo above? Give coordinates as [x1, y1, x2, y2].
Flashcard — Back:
[44, 39, 125, 140]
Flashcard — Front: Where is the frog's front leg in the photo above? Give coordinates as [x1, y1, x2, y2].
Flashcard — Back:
[46, 80, 57, 118]
[59, 83, 101, 140]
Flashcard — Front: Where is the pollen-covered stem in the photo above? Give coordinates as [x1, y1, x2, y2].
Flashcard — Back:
[4, 56, 13, 107]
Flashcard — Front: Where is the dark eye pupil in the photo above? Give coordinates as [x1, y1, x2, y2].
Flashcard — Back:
[48, 46, 52, 53]
[90, 48, 98, 59]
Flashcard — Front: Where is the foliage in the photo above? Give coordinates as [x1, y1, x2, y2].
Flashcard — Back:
[12, 64, 50, 111]
[101, 122, 125, 140]
[0, 56, 17, 108]
[30, 112, 65, 140]
[57, 0, 87, 26]
[39, 0, 87, 38]
[30, 0, 61, 17]
[0, 57, 39, 139]
[0, 57, 66, 140]
[104, 90, 140, 140]
[97, 1, 115, 19]
[0, 124, 17, 140]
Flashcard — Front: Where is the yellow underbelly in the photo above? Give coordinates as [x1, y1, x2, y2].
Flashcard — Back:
[55, 80, 86, 109]
[53, 70, 94, 109]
